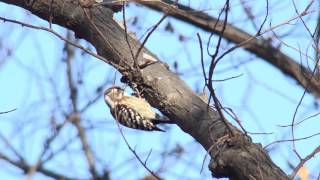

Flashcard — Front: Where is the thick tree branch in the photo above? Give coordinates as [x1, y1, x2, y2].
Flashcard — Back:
[140, 0, 320, 98]
[1, 0, 288, 179]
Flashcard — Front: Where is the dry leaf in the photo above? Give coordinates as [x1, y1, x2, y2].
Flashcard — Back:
[297, 166, 309, 180]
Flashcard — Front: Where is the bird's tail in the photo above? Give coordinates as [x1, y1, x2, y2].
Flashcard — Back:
[152, 114, 176, 125]
[153, 126, 166, 132]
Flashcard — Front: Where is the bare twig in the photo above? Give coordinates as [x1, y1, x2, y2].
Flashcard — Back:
[278, 112, 320, 127]
[0, 16, 124, 71]
[110, 83, 161, 180]
[206, 0, 236, 136]
[264, 132, 320, 149]
[289, 0, 320, 161]
[133, 14, 167, 65]
[116, 126, 161, 180]
[82, 9, 131, 71]
[141, 0, 320, 98]
[289, 145, 320, 179]
[122, 2, 138, 69]
[0, 108, 17, 114]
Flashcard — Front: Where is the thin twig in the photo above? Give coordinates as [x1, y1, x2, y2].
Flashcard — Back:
[0, 16, 124, 71]
[122, 2, 138, 69]
[264, 132, 320, 149]
[0, 108, 17, 114]
[133, 14, 167, 65]
[289, 0, 320, 160]
[82, 8, 132, 71]
[114, 108, 161, 180]
[289, 145, 320, 179]
[206, 0, 235, 136]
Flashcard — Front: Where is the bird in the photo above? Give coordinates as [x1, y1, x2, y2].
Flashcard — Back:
[104, 86, 174, 132]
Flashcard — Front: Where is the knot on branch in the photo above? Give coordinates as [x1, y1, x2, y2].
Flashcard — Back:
[211, 133, 251, 154]
[121, 70, 143, 87]
[208, 133, 251, 178]
[120, 70, 154, 98]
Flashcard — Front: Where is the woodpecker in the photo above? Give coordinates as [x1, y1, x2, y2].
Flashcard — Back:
[104, 86, 174, 132]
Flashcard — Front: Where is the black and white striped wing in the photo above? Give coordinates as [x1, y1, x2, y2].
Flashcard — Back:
[111, 104, 164, 132]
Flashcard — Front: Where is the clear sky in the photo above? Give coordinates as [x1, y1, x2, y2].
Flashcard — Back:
[0, 0, 319, 179]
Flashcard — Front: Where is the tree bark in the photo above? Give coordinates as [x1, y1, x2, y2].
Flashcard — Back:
[1, 0, 289, 179]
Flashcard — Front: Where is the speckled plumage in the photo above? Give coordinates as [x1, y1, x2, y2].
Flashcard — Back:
[104, 86, 173, 132]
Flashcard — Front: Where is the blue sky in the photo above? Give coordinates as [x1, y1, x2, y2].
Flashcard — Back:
[0, 0, 319, 179]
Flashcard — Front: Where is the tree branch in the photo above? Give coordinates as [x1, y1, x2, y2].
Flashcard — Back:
[1, 0, 289, 179]
[140, 0, 320, 98]
[0, 151, 79, 180]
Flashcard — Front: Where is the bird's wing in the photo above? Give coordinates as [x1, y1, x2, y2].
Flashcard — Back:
[121, 96, 156, 119]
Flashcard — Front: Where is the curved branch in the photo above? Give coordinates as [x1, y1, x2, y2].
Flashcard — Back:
[1, 0, 288, 179]
[140, 0, 320, 98]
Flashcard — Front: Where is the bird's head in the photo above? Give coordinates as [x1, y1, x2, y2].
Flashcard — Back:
[104, 86, 124, 109]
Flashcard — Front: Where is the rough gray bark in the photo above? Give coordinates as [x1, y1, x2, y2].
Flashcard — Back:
[1, 0, 289, 179]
